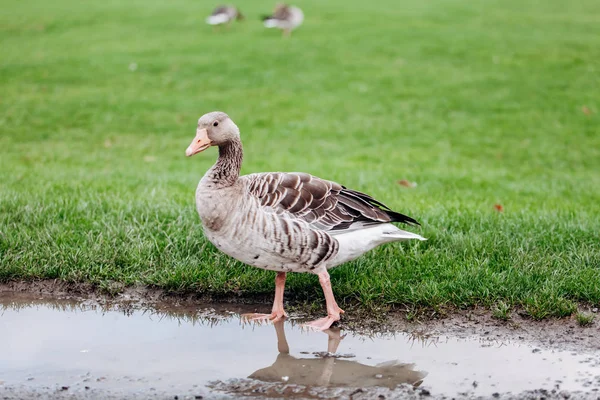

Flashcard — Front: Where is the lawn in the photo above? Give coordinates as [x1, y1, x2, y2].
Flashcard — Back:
[1, 0, 599, 319]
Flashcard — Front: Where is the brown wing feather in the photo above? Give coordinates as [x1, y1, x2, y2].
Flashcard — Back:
[272, 4, 292, 20]
[243, 172, 419, 231]
[211, 6, 229, 16]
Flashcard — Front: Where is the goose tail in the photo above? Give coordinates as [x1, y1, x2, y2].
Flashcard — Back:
[263, 17, 279, 28]
[383, 228, 427, 241]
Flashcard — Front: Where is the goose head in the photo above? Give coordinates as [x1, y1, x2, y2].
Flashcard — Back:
[185, 111, 240, 156]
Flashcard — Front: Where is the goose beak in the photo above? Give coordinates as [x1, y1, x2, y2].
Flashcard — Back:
[186, 128, 212, 157]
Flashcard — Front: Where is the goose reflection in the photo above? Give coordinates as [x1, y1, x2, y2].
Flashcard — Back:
[248, 320, 427, 389]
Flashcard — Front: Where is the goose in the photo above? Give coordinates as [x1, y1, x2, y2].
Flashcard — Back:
[206, 5, 243, 26]
[186, 111, 426, 331]
[262, 3, 304, 37]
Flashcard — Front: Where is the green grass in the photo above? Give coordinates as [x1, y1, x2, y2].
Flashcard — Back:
[492, 301, 512, 321]
[576, 312, 595, 327]
[1, 0, 599, 319]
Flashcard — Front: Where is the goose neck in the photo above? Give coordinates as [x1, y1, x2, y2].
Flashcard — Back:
[206, 137, 243, 188]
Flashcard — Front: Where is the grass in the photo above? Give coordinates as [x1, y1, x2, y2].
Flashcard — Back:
[576, 312, 595, 327]
[492, 301, 512, 321]
[1, 0, 599, 319]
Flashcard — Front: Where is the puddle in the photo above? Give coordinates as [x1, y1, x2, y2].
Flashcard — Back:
[1, 292, 599, 399]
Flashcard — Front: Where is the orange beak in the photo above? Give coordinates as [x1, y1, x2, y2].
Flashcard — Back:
[185, 128, 212, 157]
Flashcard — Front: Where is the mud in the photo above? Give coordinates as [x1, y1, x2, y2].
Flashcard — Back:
[1, 288, 600, 399]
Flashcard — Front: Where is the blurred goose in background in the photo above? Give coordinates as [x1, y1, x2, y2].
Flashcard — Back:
[262, 3, 304, 36]
[186, 111, 425, 331]
[206, 5, 243, 26]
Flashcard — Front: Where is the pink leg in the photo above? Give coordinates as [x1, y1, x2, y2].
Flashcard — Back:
[304, 270, 345, 331]
[271, 271, 287, 316]
[242, 272, 288, 323]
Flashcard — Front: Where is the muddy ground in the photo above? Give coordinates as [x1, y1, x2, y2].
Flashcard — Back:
[1, 280, 599, 400]
[2, 386, 597, 400]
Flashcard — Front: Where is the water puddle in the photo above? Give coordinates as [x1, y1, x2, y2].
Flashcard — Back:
[1, 292, 599, 399]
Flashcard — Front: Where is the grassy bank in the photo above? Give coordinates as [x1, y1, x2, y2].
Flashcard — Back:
[1, 0, 599, 319]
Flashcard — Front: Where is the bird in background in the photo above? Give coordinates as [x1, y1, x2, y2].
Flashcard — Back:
[262, 3, 304, 37]
[206, 5, 244, 28]
[185, 111, 426, 331]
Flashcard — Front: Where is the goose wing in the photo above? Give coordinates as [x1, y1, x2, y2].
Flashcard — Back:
[210, 6, 234, 16]
[242, 172, 419, 232]
[262, 5, 291, 21]
[207, 6, 234, 24]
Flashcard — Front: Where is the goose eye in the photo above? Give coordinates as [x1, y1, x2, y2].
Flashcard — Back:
[213, 121, 219, 127]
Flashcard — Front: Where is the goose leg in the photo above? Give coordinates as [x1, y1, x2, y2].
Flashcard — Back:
[324, 327, 345, 354]
[273, 319, 290, 354]
[304, 269, 345, 331]
[242, 272, 288, 323]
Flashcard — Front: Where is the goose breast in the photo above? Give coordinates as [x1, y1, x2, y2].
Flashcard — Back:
[196, 181, 338, 272]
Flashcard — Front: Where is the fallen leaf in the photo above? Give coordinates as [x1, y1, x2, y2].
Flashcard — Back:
[144, 155, 156, 163]
[494, 204, 504, 212]
[397, 179, 417, 188]
[582, 106, 591, 115]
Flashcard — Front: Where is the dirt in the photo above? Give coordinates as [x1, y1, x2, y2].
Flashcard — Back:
[0, 386, 213, 400]
[209, 381, 600, 400]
